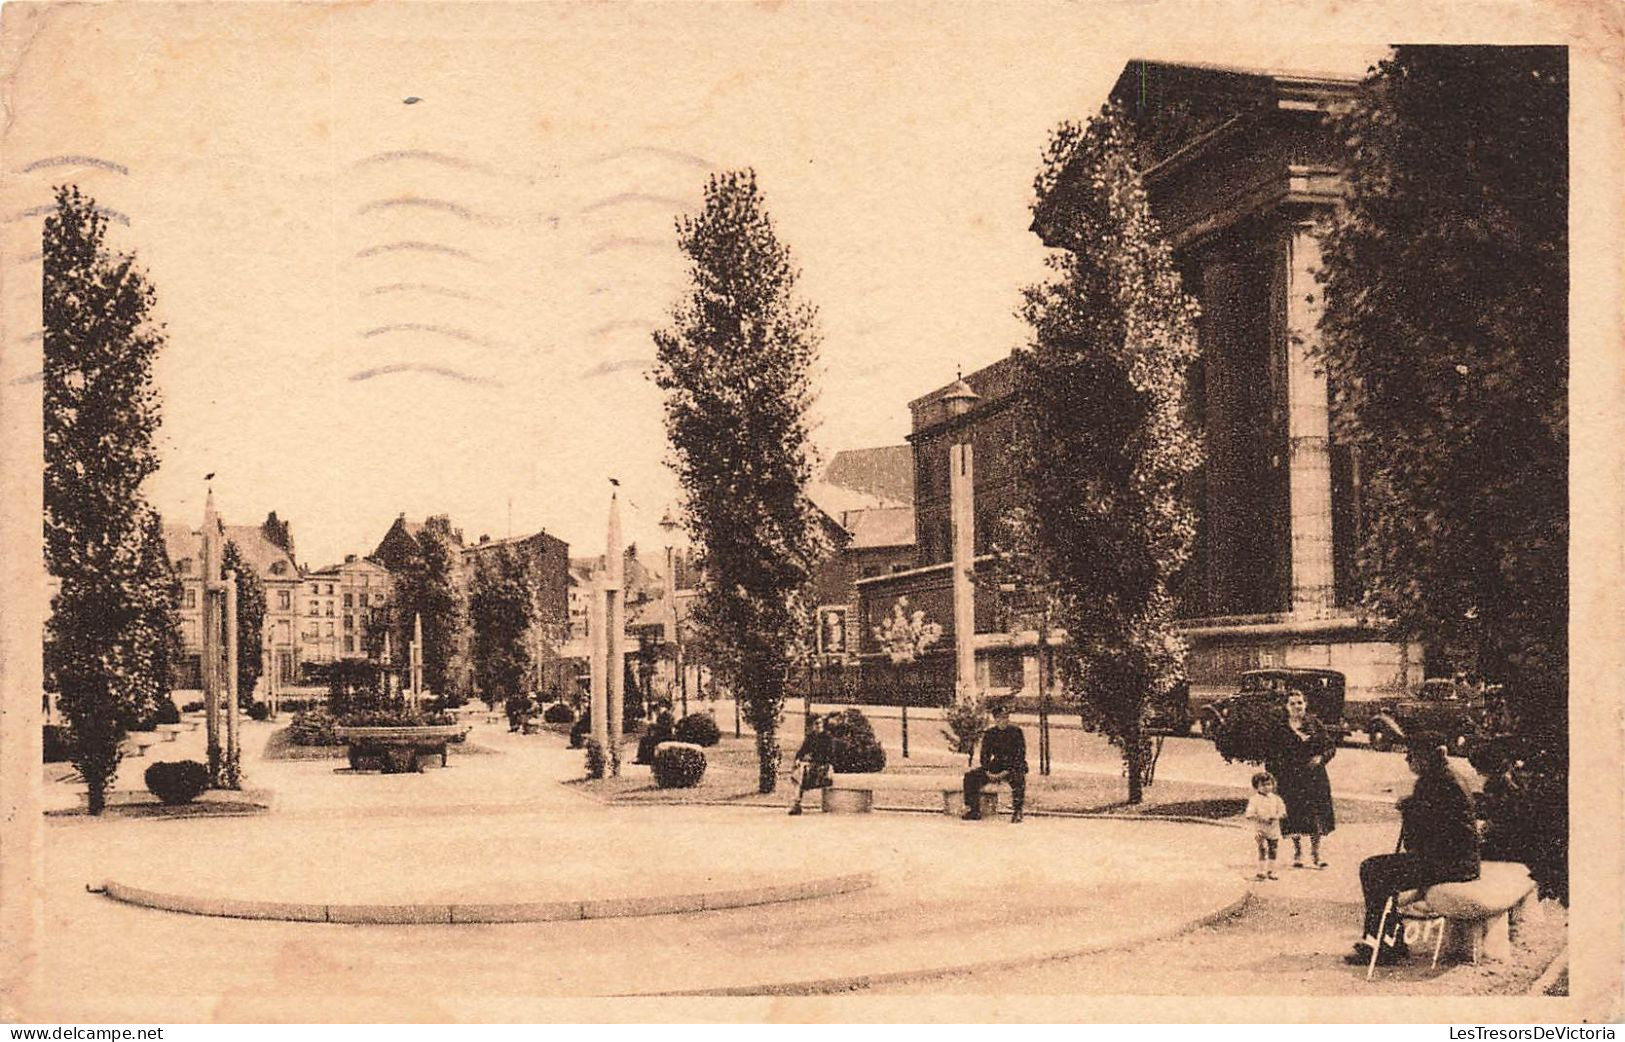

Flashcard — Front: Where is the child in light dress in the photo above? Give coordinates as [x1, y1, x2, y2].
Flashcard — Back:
[1246, 771, 1288, 880]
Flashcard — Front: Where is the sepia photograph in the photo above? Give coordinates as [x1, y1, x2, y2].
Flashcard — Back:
[0, 0, 1619, 1026]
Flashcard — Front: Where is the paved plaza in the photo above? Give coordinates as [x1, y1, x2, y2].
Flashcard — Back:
[27, 713, 1562, 1021]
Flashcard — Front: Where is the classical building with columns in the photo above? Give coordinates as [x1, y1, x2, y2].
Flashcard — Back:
[856, 60, 1421, 705]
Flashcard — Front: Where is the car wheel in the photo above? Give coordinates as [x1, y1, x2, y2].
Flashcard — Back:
[1367, 724, 1395, 753]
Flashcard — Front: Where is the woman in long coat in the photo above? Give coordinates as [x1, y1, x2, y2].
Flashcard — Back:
[1266, 689, 1337, 869]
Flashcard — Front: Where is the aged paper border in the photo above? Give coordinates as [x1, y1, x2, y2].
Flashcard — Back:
[1, 0, 1620, 1024]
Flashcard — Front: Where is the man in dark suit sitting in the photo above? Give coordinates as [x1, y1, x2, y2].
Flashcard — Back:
[962, 697, 1027, 823]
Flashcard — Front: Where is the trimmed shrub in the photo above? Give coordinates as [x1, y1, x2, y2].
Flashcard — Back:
[584, 737, 607, 779]
[43, 724, 71, 763]
[570, 714, 591, 748]
[287, 709, 340, 747]
[1473, 730, 1568, 902]
[543, 702, 576, 724]
[247, 701, 270, 722]
[652, 743, 707, 789]
[155, 697, 181, 726]
[144, 760, 211, 805]
[826, 707, 886, 773]
[1213, 700, 1282, 765]
[674, 712, 721, 748]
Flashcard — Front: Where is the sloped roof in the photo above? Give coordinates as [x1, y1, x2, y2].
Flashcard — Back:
[816, 445, 913, 509]
[840, 506, 916, 550]
[164, 522, 300, 580]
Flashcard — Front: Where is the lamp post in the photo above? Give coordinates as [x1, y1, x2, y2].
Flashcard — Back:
[659, 509, 686, 718]
[940, 374, 981, 704]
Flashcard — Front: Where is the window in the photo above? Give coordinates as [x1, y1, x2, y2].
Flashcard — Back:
[278, 590, 291, 610]
[326, 603, 334, 617]
[270, 562, 287, 576]
[185, 588, 197, 609]
[343, 594, 353, 609]
[359, 593, 369, 607]
[343, 615, 354, 631]
[310, 583, 319, 595]
[177, 559, 192, 575]
[325, 622, 334, 636]
[325, 584, 334, 595]
[308, 601, 319, 616]
[344, 636, 355, 652]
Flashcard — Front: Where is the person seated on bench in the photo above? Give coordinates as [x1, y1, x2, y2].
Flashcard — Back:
[963, 697, 1026, 823]
[788, 713, 835, 816]
[1347, 735, 1480, 967]
[635, 705, 676, 765]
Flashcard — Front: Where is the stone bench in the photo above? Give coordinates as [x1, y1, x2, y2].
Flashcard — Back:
[1384, 861, 1539, 971]
[821, 772, 1008, 817]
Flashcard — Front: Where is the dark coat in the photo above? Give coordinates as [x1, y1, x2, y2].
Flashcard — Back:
[795, 731, 834, 766]
[1266, 715, 1337, 836]
[1400, 769, 1482, 878]
[979, 723, 1028, 775]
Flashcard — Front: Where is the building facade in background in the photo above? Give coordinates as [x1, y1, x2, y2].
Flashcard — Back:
[855, 60, 1420, 707]
[165, 514, 303, 692]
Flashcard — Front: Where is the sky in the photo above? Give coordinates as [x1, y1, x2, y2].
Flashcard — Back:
[2, 2, 1388, 569]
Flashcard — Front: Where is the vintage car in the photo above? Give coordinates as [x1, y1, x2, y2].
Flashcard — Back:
[1197, 667, 1348, 740]
[1363, 677, 1491, 754]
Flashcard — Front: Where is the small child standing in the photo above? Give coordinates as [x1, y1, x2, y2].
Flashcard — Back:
[1246, 771, 1288, 880]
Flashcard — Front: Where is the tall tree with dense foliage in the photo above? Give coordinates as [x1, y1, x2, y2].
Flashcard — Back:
[1013, 107, 1203, 804]
[469, 545, 536, 710]
[220, 539, 266, 706]
[390, 515, 467, 702]
[652, 169, 825, 793]
[43, 185, 175, 814]
[1315, 46, 1568, 894]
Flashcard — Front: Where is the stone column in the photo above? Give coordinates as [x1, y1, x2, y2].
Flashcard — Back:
[605, 494, 625, 766]
[949, 442, 976, 701]
[201, 493, 223, 780]
[589, 569, 608, 751]
[224, 570, 240, 784]
[1284, 223, 1336, 616]
[413, 612, 425, 707]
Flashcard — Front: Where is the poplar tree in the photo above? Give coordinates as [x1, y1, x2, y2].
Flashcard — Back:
[44, 185, 175, 814]
[1014, 107, 1203, 804]
[221, 539, 266, 705]
[653, 169, 824, 794]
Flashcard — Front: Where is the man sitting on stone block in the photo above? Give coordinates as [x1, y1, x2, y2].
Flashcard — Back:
[963, 697, 1027, 823]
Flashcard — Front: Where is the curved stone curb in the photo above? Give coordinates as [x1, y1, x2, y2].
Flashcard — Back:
[100, 871, 875, 925]
[633, 886, 1252, 996]
[1526, 944, 1568, 996]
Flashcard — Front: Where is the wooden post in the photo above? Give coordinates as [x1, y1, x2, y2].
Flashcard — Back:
[605, 494, 624, 772]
